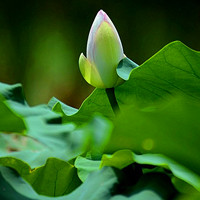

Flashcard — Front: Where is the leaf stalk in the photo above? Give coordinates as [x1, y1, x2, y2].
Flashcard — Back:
[105, 88, 120, 115]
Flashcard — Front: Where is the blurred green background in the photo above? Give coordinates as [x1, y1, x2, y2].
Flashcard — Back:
[0, 0, 200, 107]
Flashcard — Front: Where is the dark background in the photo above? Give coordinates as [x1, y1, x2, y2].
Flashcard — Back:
[0, 0, 200, 107]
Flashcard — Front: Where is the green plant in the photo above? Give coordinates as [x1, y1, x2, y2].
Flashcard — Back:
[0, 10, 200, 200]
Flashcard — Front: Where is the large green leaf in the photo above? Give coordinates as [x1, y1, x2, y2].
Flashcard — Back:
[49, 89, 114, 124]
[0, 166, 118, 200]
[116, 41, 200, 107]
[105, 97, 200, 179]
[25, 158, 81, 196]
[0, 156, 81, 196]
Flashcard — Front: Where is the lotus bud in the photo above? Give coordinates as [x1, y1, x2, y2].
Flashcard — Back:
[79, 10, 124, 88]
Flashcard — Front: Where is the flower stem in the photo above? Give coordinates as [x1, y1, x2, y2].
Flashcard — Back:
[105, 88, 120, 115]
